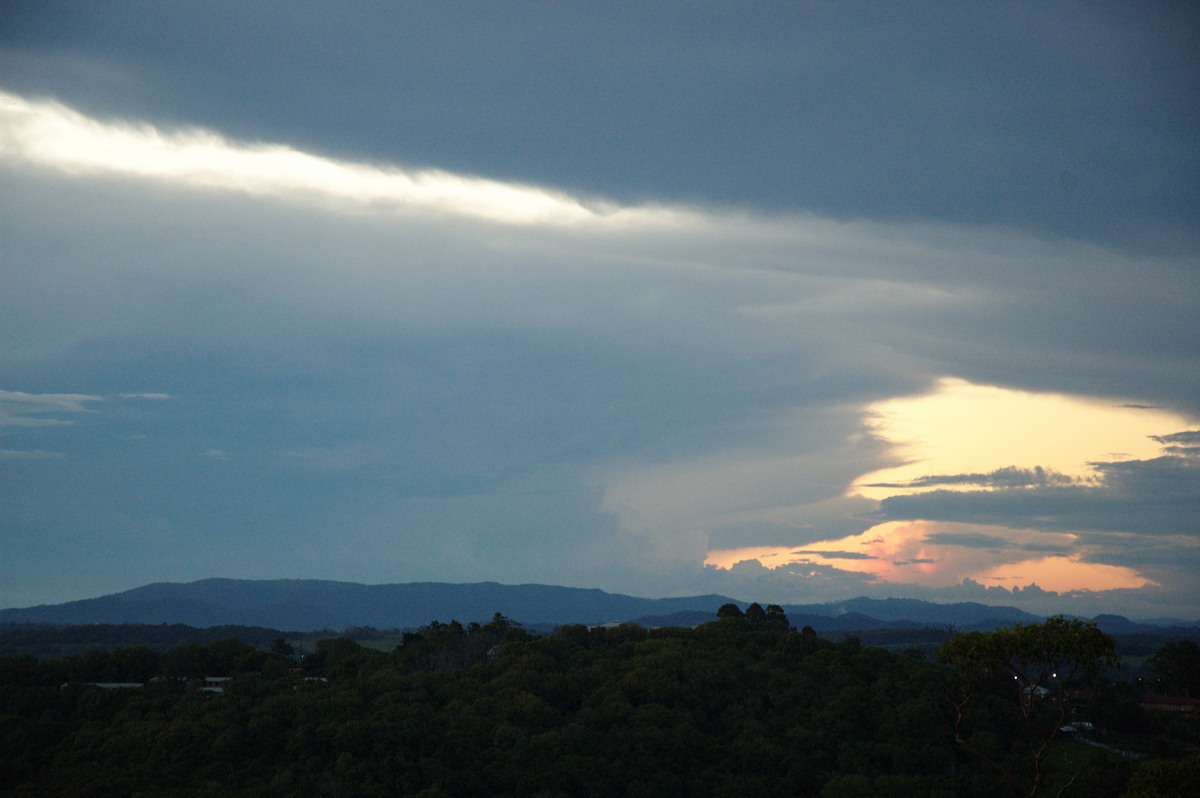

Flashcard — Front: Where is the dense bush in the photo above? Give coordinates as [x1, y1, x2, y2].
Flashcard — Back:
[1, 618, 1194, 796]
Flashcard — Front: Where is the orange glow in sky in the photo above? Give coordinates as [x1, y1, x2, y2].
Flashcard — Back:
[973, 556, 1152, 593]
[701, 378, 1187, 594]
[704, 520, 1153, 593]
[707, 521, 955, 586]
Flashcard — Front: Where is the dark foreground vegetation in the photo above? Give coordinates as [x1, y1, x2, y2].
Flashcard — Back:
[2, 611, 1198, 797]
[0, 622, 308, 659]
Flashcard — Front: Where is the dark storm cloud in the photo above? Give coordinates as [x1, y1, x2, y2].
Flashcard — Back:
[1, 1, 1196, 250]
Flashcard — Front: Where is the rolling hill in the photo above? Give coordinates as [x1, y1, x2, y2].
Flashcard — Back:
[0, 578, 1055, 632]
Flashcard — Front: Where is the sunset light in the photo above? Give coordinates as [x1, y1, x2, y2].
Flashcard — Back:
[853, 378, 1194, 500]
[704, 519, 1156, 593]
[703, 377, 1188, 596]
[972, 556, 1152, 593]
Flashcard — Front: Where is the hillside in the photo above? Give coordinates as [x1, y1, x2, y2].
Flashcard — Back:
[0, 578, 1064, 632]
[0, 579, 738, 630]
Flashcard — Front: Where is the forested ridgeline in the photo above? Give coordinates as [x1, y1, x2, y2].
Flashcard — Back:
[0, 622, 316, 659]
[2, 614, 1198, 797]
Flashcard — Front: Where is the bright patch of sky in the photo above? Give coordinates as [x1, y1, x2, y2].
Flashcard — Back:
[0, 91, 627, 227]
[706, 380, 1192, 596]
[974, 556, 1151, 594]
[854, 378, 1194, 500]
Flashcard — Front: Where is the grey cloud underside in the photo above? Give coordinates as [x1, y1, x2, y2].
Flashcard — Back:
[922, 532, 1015, 549]
[701, 496, 883, 552]
[792, 551, 877, 561]
[1, 2, 1197, 251]
[880, 444, 1200, 538]
[1153, 431, 1200, 455]
[921, 532, 1072, 555]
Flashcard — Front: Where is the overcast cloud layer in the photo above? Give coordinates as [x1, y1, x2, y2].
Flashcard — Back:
[1, 2, 1197, 618]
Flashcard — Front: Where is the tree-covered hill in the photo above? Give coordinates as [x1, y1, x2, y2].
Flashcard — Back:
[0, 579, 739, 630]
[0, 622, 305, 658]
[4, 613, 1196, 796]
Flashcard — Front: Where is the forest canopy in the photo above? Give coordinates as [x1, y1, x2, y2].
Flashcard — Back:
[1, 613, 1197, 796]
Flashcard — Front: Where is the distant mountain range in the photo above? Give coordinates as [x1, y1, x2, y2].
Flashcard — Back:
[1, 579, 1193, 633]
[0, 580, 733, 631]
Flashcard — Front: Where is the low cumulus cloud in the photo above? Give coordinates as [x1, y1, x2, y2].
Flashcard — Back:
[699, 561, 1198, 620]
[696, 558, 880, 605]
[696, 558, 1117, 617]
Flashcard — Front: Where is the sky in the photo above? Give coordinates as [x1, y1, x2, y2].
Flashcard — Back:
[1, 1, 1197, 619]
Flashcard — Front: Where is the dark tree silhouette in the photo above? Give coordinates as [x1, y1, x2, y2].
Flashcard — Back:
[940, 616, 1116, 797]
[716, 603, 744, 621]
[1147, 639, 1200, 697]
